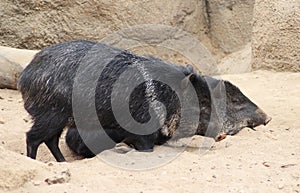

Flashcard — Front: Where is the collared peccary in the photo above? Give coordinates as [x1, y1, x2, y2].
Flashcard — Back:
[18, 40, 271, 161]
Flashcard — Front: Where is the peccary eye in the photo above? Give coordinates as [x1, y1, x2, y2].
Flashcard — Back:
[232, 98, 239, 103]
[247, 120, 253, 127]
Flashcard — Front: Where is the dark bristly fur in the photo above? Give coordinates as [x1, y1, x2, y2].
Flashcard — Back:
[18, 40, 271, 161]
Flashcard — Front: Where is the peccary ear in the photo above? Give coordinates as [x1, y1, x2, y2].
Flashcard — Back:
[181, 73, 196, 89]
[186, 64, 195, 74]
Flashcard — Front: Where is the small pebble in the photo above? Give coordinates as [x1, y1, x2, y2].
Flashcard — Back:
[265, 133, 278, 140]
[281, 164, 296, 168]
[45, 169, 71, 185]
[161, 171, 167, 175]
[48, 162, 54, 167]
[114, 143, 133, 154]
[181, 177, 188, 180]
[263, 162, 271, 167]
[0, 120, 4, 124]
[225, 142, 232, 148]
[278, 184, 284, 189]
[206, 177, 213, 182]
[33, 181, 42, 186]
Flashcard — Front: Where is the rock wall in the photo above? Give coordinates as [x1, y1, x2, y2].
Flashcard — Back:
[0, 0, 256, 57]
[206, 0, 255, 54]
[0, 0, 210, 49]
[252, 0, 300, 72]
[218, 43, 252, 74]
[2, 0, 298, 75]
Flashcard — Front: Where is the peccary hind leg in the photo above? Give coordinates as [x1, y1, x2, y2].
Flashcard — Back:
[44, 131, 65, 162]
[26, 127, 41, 160]
[26, 112, 68, 162]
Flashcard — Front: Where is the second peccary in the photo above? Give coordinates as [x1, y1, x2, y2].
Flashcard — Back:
[18, 40, 271, 161]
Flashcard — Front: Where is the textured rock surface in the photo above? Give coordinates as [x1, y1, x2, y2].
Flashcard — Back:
[0, 46, 36, 90]
[206, 0, 255, 54]
[218, 43, 252, 74]
[0, 0, 256, 58]
[0, 0, 210, 50]
[0, 56, 23, 89]
[102, 24, 218, 75]
[0, 46, 37, 68]
[1, 0, 297, 76]
[252, 0, 300, 72]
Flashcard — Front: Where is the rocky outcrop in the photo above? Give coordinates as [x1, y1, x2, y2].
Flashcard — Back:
[205, 0, 255, 54]
[252, 0, 300, 72]
[0, 0, 256, 57]
[218, 43, 252, 74]
[0, 46, 37, 89]
[0, 0, 211, 50]
[2, 0, 297, 78]
[0, 56, 23, 89]
[0, 46, 37, 68]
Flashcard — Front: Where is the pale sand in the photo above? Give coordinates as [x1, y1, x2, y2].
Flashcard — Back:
[0, 70, 299, 193]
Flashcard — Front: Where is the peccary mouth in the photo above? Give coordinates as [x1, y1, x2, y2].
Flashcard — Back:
[248, 126, 257, 131]
[215, 116, 272, 142]
[247, 116, 272, 130]
[264, 116, 272, 126]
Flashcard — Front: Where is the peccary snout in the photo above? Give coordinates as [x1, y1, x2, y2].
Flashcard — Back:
[218, 81, 272, 136]
[246, 108, 272, 129]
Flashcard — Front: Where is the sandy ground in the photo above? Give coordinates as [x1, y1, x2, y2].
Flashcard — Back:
[0, 70, 299, 193]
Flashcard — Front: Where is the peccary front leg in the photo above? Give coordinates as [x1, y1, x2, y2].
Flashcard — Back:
[65, 127, 96, 158]
[124, 134, 155, 152]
